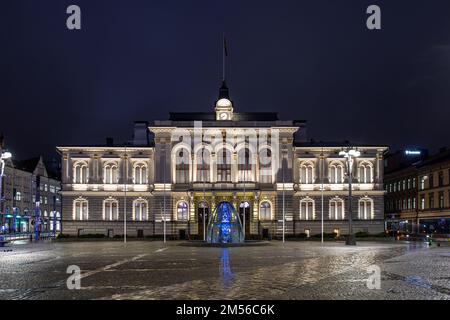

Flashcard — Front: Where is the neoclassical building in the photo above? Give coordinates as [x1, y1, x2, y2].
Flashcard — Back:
[57, 82, 388, 239]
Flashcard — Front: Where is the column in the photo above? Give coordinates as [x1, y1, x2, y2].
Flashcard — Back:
[232, 152, 237, 183]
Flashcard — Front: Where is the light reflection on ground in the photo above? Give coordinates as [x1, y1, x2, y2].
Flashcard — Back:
[0, 240, 448, 300]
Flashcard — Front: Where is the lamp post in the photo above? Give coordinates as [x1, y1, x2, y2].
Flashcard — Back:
[163, 147, 166, 243]
[282, 150, 286, 243]
[0, 149, 12, 233]
[339, 147, 360, 246]
[123, 143, 128, 244]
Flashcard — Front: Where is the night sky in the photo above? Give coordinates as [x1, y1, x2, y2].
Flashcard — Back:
[2, 0, 450, 160]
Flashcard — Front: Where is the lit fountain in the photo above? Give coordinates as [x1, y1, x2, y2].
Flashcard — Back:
[207, 201, 244, 244]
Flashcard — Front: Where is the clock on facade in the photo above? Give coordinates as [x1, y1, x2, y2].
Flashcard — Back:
[219, 112, 229, 120]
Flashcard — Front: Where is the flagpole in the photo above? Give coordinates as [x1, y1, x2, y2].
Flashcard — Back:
[222, 33, 227, 82]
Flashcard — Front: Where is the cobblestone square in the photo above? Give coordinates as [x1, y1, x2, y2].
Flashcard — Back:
[0, 240, 448, 300]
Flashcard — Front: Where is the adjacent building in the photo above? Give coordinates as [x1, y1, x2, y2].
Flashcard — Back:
[0, 156, 62, 235]
[384, 148, 450, 235]
[57, 82, 388, 239]
[416, 149, 450, 234]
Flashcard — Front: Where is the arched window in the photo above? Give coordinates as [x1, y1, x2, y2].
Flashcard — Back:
[238, 148, 253, 182]
[359, 161, 373, 184]
[217, 148, 231, 182]
[177, 201, 189, 221]
[300, 197, 315, 220]
[104, 162, 118, 184]
[329, 161, 344, 184]
[358, 197, 373, 220]
[329, 197, 345, 220]
[73, 161, 88, 184]
[73, 198, 88, 220]
[103, 198, 119, 221]
[133, 198, 148, 221]
[196, 148, 210, 182]
[260, 201, 272, 220]
[134, 163, 148, 184]
[175, 148, 190, 184]
[259, 148, 272, 183]
[300, 162, 314, 184]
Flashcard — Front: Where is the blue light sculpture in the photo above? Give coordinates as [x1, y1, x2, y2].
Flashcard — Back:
[207, 201, 244, 244]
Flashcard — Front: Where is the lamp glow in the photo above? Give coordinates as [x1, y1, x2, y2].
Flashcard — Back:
[1, 152, 12, 159]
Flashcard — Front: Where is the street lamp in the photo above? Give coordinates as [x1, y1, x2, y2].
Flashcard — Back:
[339, 147, 360, 246]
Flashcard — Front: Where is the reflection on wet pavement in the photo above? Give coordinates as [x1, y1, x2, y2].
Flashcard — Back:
[220, 248, 233, 289]
[0, 241, 448, 300]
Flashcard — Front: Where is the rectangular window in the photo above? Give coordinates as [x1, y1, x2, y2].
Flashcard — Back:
[439, 172, 444, 187]
[402, 180, 406, 190]
[420, 176, 425, 190]
[412, 197, 416, 209]
[413, 178, 416, 188]
[14, 191, 22, 201]
[429, 193, 434, 209]
[429, 174, 434, 188]
[420, 195, 425, 210]
[439, 191, 444, 208]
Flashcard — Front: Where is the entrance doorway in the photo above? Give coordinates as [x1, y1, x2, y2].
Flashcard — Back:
[197, 201, 209, 240]
[239, 202, 251, 238]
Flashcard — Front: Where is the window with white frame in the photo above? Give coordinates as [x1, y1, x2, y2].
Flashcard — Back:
[300, 197, 315, 220]
[299, 161, 314, 184]
[73, 161, 88, 184]
[329, 161, 344, 184]
[73, 198, 88, 220]
[259, 148, 272, 183]
[177, 201, 189, 221]
[238, 148, 253, 182]
[196, 148, 210, 182]
[358, 197, 373, 219]
[175, 148, 190, 184]
[104, 162, 118, 184]
[133, 198, 148, 221]
[217, 148, 231, 182]
[133, 163, 148, 184]
[259, 201, 272, 220]
[103, 198, 119, 221]
[329, 198, 344, 220]
[359, 161, 373, 183]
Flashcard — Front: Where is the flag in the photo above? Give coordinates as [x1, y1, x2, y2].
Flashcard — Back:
[223, 36, 228, 57]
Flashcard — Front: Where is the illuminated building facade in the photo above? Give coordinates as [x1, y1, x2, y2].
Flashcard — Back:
[58, 82, 388, 238]
[385, 148, 450, 235]
[0, 156, 61, 235]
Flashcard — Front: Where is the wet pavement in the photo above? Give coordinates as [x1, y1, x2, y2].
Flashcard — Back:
[0, 240, 448, 300]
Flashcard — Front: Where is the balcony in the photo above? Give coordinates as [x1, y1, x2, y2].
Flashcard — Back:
[66, 184, 150, 192]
